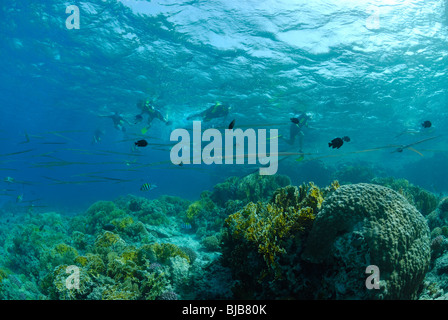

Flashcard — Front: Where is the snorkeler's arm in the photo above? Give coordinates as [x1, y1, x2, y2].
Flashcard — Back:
[155, 110, 169, 122]
[122, 117, 133, 125]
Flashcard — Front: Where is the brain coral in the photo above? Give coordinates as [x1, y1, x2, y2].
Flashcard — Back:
[302, 183, 430, 299]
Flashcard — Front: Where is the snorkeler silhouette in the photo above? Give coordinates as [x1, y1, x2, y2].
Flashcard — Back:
[187, 102, 230, 122]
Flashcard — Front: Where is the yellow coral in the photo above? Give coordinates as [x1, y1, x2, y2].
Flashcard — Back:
[0, 268, 8, 284]
[120, 246, 138, 264]
[150, 243, 190, 264]
[54, 243, 78, 257]
[86, 254, 106, 275]
[74, 256, 88, 267]
[74, 254, 105, 275]
[102, 284, 140, 300]
[111, 216, 134, 231]
[186, 201, 202, 222]
[308, 183, 324, 211]
[95, 231, 121, 248]
[224, 183, 322, 279]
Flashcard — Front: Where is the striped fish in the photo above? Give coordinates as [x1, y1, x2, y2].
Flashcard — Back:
[181, 222, 192, 229]
[140, 183, 157, 191]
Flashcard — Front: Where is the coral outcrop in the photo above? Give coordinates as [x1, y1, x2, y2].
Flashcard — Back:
[221, 182, 339, 298]
[302, 183, 431, 299]
[372, 177, 439, 216]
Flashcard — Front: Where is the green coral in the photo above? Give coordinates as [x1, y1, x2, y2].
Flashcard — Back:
[147, 243, 190, 264]
[201, 236, 220, 252]
[41, 243, 79, 269]
[186, 201, 203, 222]
[101, 280, 141, 300]
[303, 183, 430, 299]
[41, 265, 92, 300]
[0, 197, 198, 300]
[372, 177, 439, 215]
[184, 194, 218, 223]
[38, 232, 186, 300]
[0, 268, 8, 292]
[71, 201, 129, 235]
[94, 231, 122, 248]
[211, 173, 291, 207]
[332, 163, 375, 184]
[140, 272, 167, 300]
[71, 231, 89, 250]
[111, 216, 134, 231]
[75, 254, 105, 276]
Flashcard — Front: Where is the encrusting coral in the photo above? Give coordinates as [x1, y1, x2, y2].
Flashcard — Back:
[372, 177, 439, 216]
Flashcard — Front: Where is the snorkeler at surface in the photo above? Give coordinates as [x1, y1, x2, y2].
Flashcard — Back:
[99, 112, 130, 132]
[137, 99, 170, 125]
[92, 128, 105, 144]
[287, 113, 311, 154]
[187, 102, 230, 122]
[396, 119, 434, 138]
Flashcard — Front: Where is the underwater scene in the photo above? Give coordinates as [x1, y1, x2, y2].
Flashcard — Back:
[1, 0, 448, 303]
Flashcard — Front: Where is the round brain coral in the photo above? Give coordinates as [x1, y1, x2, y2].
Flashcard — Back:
[302, 183, 430, 300]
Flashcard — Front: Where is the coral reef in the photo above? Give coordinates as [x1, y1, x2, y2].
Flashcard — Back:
[0, 172, 442, 301]
[0, 195, 200, 300]
[38, 231, 194, 300]
[332, 163, 376, 184]
[372, 177, 439, 216]
[220, 181, 339, 298]
[427, 197, 448, 231]
[302, 183, 431, 299]
[211, 173, 290, 207]
[201, 236, 220, 252]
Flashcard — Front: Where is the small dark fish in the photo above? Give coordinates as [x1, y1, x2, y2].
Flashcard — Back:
[103, 223, 116, 231]
[140, 183, 157, 191]
[422, 120, 432, 128]
[290, 117, 300, 124]
[342, 136, 350, 142]
[135, 139, 148, 147]
[228, 119, 236, 130]
[328, 137, 344, 149]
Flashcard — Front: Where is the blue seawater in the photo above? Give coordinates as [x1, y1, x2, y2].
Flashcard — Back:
[0, 0, 448, 301]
